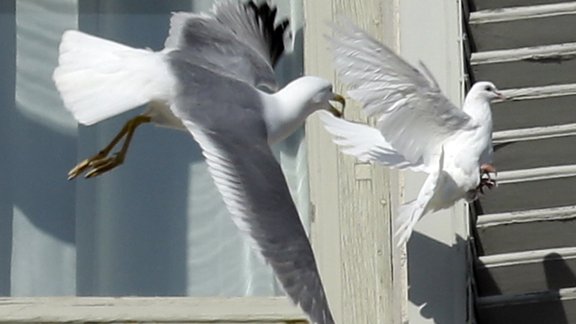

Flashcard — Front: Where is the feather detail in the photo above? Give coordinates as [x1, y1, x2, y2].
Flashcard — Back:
[319, 111, 425, 172]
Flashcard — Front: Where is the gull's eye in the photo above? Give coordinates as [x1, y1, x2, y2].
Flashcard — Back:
[484, 85, 492, 91]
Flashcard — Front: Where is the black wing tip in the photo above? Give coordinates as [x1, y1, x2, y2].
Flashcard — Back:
[244, 0, 291, 66]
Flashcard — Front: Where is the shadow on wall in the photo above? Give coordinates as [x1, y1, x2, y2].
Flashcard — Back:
[475, 253, 574, 324]
[408, 232, 469, 324]
[471, 249, 575, 321]
[542, 252, 575, 324]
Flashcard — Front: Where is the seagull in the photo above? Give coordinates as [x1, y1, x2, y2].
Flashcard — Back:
[321, 22, 502, 246]
[53, 1, 344, 323]
[56, 0, 343, 180]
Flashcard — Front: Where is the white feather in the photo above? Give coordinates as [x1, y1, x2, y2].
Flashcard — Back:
[319, 111, 425, 172]
[394, 148, 445, 247]
[53, 30, 175, 125]
[331, 23, 474, 169]
[328, 22, 499, 246]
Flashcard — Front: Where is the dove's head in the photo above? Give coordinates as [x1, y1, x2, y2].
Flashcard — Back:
[470, 81, 505, 101]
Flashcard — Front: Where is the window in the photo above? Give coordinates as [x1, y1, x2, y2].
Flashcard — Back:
[1, 0, 313, 322]
[5, 0, 302, 298]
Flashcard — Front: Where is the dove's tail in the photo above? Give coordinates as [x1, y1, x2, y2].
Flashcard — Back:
[395, 199, 426, 247]
[53, 30, 174, 125]
[394, 148, 446, 247]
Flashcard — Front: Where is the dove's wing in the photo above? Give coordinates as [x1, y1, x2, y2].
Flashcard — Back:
[332, 22, 476, 168]
[165, 1, 289, 91]
[319, 111, 425, 172]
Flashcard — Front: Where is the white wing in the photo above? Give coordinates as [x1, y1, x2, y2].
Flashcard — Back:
[319, 111, 426, 172]
[331, 22, 476, 168]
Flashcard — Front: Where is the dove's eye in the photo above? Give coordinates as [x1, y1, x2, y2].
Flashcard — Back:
[484, 85, 492, 91]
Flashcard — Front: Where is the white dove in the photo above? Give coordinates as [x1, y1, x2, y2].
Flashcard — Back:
[321, 22, 503, 246]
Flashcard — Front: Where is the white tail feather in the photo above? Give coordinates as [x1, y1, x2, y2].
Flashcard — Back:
[394, 147, 446, 247]
[395, 199, 425, 247]
[53, 30, 175, 125]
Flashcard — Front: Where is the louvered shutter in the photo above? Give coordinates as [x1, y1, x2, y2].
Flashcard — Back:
[464, 1, 576, 323]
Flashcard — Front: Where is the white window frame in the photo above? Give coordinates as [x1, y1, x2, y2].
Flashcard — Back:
[304, 1, 400, 323]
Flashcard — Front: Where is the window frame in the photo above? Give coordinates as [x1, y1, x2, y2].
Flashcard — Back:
[0, 296, 307, 323]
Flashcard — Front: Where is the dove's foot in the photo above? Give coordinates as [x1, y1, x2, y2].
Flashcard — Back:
[481, 163, 496, 175]
[477, 163, 497, 194]
[68, 115, 151, 180]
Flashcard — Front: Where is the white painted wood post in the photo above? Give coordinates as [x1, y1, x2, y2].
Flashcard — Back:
[304, 1, 399, 323]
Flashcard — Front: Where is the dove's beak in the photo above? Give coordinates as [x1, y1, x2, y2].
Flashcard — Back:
[328, 93, 346, 118]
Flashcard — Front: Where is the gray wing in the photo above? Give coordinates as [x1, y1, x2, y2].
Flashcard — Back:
[165, 1, 289, 92]
[332, 21, 474, 168]
[168, 52, 334, 324]
[213, 0, 289, 67]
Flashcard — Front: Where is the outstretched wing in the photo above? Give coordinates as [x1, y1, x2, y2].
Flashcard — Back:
[331, 22, 475, 168]
[165, 1, 290, 91]
[168, 53, 334, 324]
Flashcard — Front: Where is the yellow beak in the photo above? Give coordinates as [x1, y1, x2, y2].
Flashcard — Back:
[328, 93, 346, 117]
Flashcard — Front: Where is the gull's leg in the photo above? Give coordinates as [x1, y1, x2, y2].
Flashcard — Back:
[68, 115, 151, 180]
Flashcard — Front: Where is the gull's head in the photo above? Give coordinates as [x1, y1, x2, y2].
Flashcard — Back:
[470, 81, 505, 101]
[265, 76, 345, 143]
[285, 76, 345, 117]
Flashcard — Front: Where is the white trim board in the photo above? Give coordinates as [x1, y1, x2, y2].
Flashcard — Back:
[0, 297, 306, 323]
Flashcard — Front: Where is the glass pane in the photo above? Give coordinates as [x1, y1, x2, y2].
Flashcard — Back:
[1, 0, 308, 298]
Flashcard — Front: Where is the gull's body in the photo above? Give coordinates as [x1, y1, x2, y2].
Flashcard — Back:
[53, 2, 341, 323]
[54, 1, 291, 141]
[322, 22, 501, 246]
